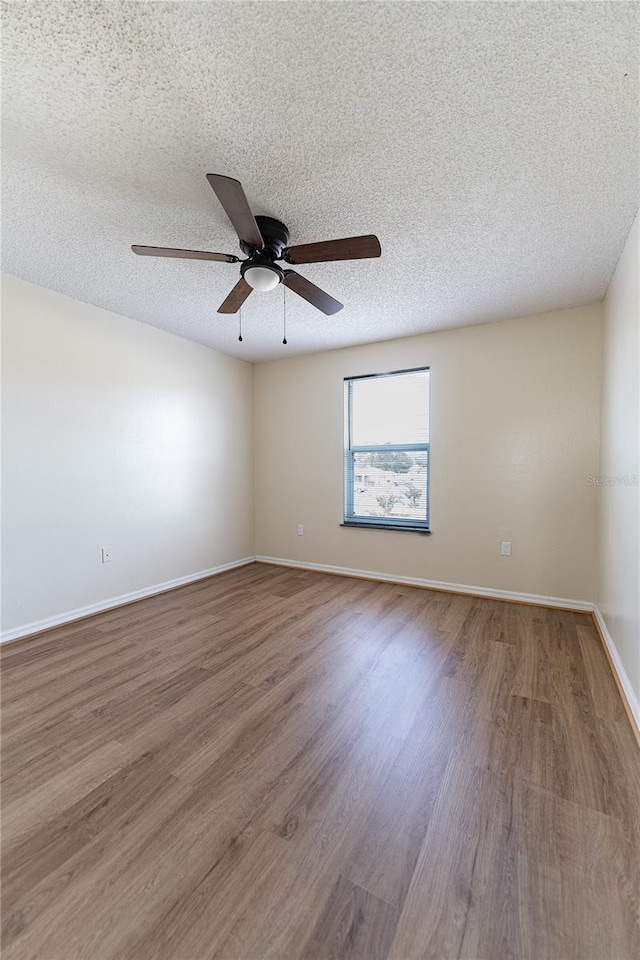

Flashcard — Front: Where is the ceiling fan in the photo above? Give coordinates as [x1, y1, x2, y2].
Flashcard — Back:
[132, 174, 381, 316]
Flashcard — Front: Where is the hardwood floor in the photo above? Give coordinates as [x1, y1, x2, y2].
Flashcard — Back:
[1, 563, 639, 960]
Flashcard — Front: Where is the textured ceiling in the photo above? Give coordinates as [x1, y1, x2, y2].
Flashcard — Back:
[2, 1, 638, 362]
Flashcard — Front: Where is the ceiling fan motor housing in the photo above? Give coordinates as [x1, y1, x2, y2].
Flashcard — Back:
[240, 216, 290, 288]
[241, 216, 290, 259]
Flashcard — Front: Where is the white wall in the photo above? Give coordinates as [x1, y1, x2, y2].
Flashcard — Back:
[254, 304, 602, 603]
[1, 274, 254, 635]
[598, 212, 640, 710]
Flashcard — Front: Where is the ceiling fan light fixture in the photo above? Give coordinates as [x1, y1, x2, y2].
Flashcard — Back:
[242, 264, 281, 291]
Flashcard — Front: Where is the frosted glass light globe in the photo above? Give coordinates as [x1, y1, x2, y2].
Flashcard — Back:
[243, 266, 280, 291]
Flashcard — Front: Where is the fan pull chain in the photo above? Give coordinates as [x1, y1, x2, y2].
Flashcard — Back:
[238, 304, 243, 342]
[282, 285, 288, 345]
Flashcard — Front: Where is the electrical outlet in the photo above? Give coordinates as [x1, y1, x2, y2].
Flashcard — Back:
[500, 541, 511, 557]
[297, 524, 304, 536]
[101, 547, 113, 563]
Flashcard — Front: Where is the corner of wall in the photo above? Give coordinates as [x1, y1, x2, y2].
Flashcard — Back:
[596, 210, 640, 717]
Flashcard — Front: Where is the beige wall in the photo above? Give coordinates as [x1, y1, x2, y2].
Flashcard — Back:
[1, 274, 613, 637]
[1, 274, 254, 635]
[598, 212, 640, 709]
[254, 305, 602, 602]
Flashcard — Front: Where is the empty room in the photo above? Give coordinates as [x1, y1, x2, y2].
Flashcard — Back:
[1, 2, 639, 959]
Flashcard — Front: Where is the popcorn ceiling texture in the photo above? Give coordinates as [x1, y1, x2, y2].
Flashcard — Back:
[2, 0, 638, 362]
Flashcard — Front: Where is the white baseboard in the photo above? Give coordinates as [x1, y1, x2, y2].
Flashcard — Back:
[0, 557, 255, 644]
[593, 605, 640, 736]
[255, 555, 595, 612]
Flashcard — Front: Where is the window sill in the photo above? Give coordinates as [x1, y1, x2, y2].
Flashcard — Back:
[341, 521, 431, 535]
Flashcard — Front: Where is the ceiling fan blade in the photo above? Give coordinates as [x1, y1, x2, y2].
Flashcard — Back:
[284, 234, 381, 265]
[217, 277, 252, 314]
[132, 245, 239, 263]
[206, 174, 263, 251]
[283, 270, 343, 315]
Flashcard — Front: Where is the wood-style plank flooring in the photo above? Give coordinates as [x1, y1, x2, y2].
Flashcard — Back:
[2, 563, 639, 960]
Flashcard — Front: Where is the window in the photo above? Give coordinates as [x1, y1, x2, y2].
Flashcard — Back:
[343, 367, 430, 531]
